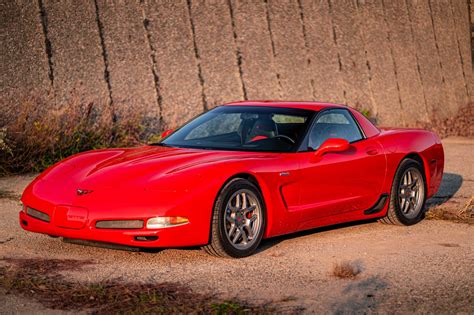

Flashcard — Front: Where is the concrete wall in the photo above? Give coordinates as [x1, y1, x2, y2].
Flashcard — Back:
[1, 0, 472, 130]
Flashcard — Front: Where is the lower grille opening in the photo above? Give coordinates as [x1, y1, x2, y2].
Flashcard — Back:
[134, 236, 158, 242]
[95, 220, 144, 229]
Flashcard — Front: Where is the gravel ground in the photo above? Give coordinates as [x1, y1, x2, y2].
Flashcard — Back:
[0, 137, 473, 314]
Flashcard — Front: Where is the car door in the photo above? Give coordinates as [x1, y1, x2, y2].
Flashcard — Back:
[296, 109, 386, 222]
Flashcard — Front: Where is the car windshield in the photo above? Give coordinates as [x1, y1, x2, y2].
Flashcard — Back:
[158, 106, 315, 152]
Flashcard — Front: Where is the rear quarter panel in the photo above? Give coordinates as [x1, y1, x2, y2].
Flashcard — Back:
[377, 128, 444, 199]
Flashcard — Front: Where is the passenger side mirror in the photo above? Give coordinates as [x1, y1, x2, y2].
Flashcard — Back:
[161, 129, 174, 139]
[314, 138, 350, 158]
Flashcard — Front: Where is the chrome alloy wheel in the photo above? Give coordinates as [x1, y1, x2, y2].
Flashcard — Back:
[398, 167, 425, 219]
[224, 189, 262, 250]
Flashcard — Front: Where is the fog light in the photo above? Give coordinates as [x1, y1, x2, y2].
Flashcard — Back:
[26, 207, 50, 222]
[96, 220, 144, 229]
[146, 217, 189, 229]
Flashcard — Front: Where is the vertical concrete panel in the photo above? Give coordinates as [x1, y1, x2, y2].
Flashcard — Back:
[357, 0, 402, 126]
[45, 0, 111, 123]
[267, 0, 313, 100]
[230, 0, 280, 100]
[383, 0, 428, 126]
[406, 0, 449, 118]
[330, 0, 374, 113]
[299, 0, 345, 104]
[0, 0, 50, 109]
[450, 0, 473, 102]
[145, 0, 203, 129]
[430, 0, 469, 115]
[190, 0, 244, 107]
[97, 0, 160, 130]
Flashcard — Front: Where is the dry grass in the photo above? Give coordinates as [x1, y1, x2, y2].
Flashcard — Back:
[420, 103, 474, 138]
[332, 261, 362, 279]
[0, 96, 160, 176]
[425, 197, 474, 225]
[0, 257, 273, 314]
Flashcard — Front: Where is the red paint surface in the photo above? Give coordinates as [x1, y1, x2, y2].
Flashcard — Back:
[20, 101, 444, 248]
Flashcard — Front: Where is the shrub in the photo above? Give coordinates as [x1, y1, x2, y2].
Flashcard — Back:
[0, 97, 159, 176]
[332, 261, 362, 279]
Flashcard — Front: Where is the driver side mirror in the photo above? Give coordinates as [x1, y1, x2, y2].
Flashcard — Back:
[161, 129, 174, 139]
[314, 138, 350, 158]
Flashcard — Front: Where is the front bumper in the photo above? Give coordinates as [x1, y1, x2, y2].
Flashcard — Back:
[19, 209, 202, 248]
[19, 174, 215, 248]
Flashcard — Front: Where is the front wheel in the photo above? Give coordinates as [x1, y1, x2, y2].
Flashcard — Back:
[202, 178, 266, 258]
[380, 158, 426, 225]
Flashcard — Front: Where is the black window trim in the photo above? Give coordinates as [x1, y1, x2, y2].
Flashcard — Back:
[297, 107, 367, 152]
[158, 105, 316, 153]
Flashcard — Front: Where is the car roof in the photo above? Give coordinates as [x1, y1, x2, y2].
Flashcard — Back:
[223, 100, 348, 111]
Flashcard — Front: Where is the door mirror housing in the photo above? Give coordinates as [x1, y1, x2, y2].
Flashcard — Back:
[314, 138, 350, 158]
[161, 129, 174, 139]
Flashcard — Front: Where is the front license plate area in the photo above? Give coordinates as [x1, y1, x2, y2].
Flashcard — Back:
[54, 206, 88, 229]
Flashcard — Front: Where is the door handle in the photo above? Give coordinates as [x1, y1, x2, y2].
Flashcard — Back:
[366, 147, 378, 155]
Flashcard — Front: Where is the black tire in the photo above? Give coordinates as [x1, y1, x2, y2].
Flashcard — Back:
[202, 178, 266, 258]
[379, 158, 427, 226]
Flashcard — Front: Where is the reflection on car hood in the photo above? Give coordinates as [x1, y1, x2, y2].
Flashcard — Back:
[40, 145, 274, 189]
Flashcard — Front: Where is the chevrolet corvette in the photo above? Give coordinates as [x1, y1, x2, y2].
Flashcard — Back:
[20, 101, 444, 257]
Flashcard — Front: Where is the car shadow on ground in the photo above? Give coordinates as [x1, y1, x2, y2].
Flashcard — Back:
[259, 172, 464, 255]
[257, 219, 379, 255]
[425, 172, 463, 208]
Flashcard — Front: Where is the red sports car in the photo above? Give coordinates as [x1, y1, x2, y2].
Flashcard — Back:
[20, 101, 444, 257]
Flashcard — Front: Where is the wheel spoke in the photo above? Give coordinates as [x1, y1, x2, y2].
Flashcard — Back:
[235, 194, 241, 209]
[242, 193, 247, 209]
[241, 228, 248, 244]
[244, 224, 254, 240]
[245, 205, 256, 213]
[228, 205, 238, 213]
[232, 228, 242, 244]
[401, 197, 407, 213]
[228, 224, 236, 238]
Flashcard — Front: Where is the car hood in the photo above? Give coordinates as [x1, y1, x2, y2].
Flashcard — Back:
[38, 145, 273, 190]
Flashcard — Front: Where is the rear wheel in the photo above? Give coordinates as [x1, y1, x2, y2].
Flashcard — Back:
[380, 158, 426, 225]
[202, 178, 266, 258]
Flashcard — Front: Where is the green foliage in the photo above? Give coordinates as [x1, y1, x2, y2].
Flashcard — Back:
[211, 301, 247, 314]
[0, 98, 156, 176]
[359, 108, 371, 119]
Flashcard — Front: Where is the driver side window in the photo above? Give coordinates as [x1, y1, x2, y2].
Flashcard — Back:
[308, 109, 363, 150]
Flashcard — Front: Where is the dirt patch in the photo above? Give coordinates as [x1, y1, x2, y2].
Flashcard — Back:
[0, 258, 275, 314]
[0, 189, 20, 201]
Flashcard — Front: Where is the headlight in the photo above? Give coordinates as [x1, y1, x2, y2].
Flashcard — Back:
[146, 217, 189, 229]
